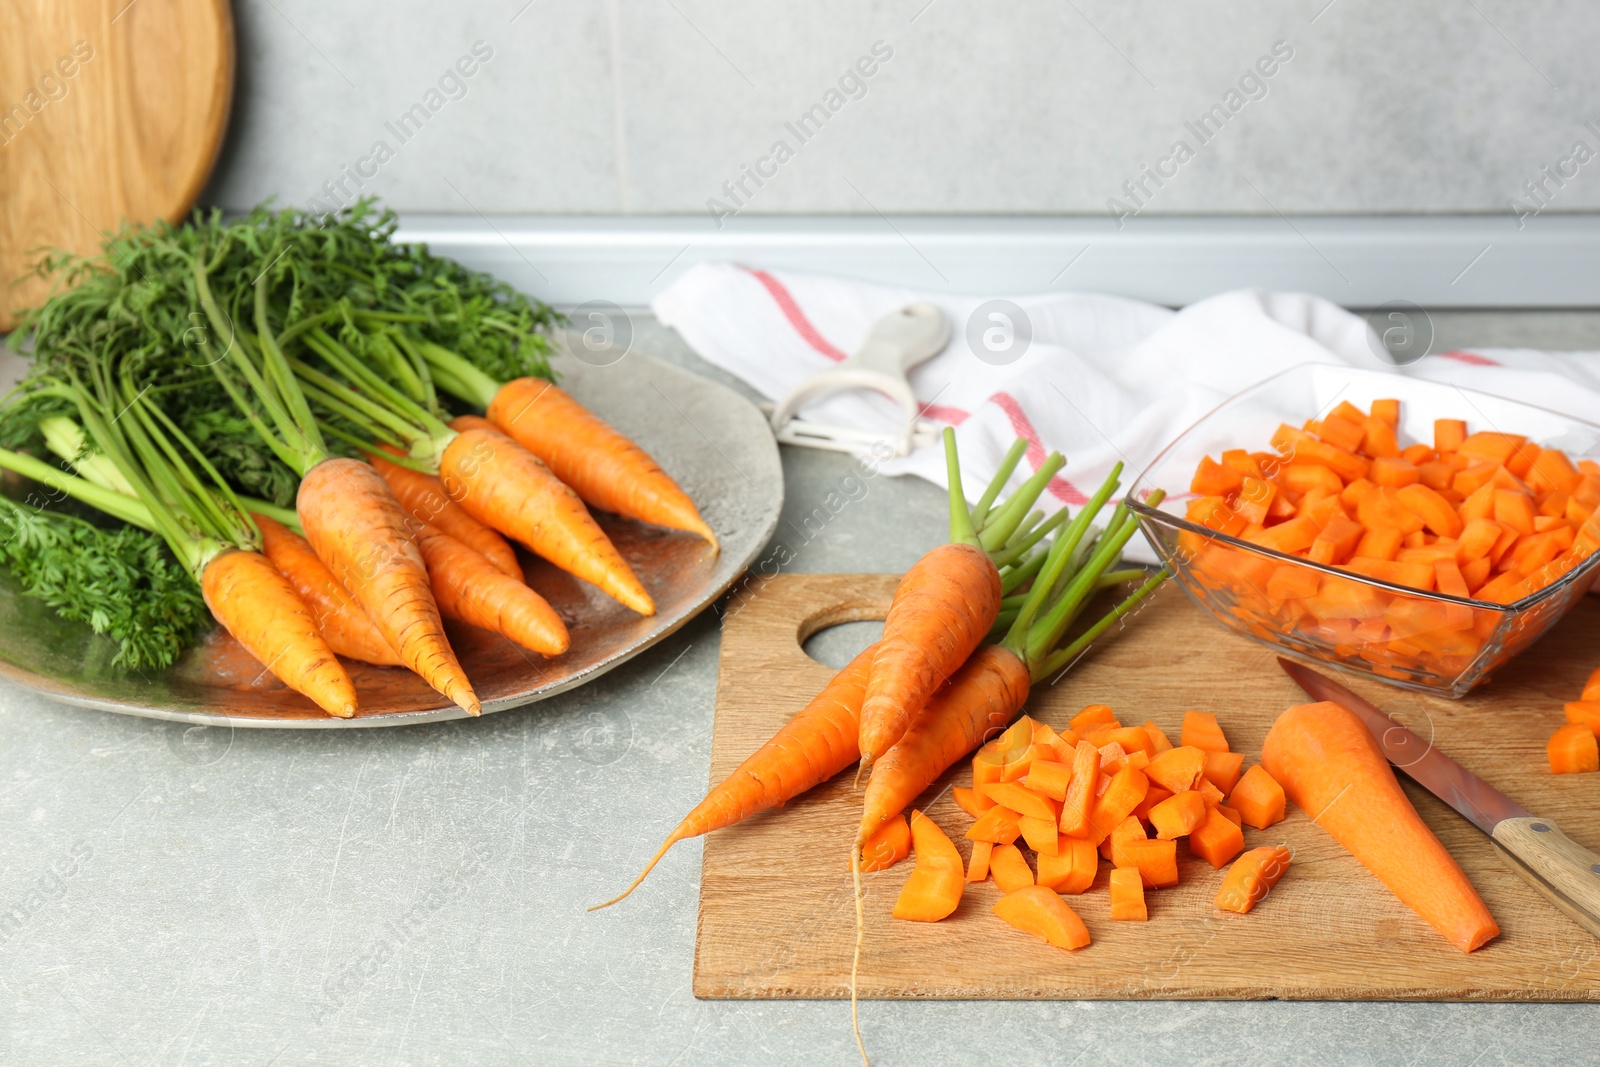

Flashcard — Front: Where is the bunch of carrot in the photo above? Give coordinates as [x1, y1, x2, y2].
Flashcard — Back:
[1179, 397, 1600, 684]
[3, 205, 718, 718]
[1551, 667, 1600, 774]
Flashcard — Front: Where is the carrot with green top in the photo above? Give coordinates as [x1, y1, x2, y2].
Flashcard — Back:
[367, 448, 522, 579]
[415, 525, 569, 657]
[255, 512, 403, 667]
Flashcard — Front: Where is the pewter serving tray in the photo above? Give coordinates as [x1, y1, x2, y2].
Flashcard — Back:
[0, 353, 783, 728]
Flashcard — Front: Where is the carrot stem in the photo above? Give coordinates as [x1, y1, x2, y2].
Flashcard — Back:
[977, 452, 1066, 553]
[970, 437, 1029, 530]
[1035, 568, 1169, 679]
[943, 427, 981, 548]
[989, 507, 1069, 568]
[999, 547, 1048, 596]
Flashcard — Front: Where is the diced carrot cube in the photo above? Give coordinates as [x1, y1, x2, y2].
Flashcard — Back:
[988, 842, 1035, 893]
[1457, 517, 1501, 562]
[979, 782, 1060, 822]
[1234, 476, 1277, 525]
[1023, 760, 1073, 802]
[966, 839, 994, 883]
[1317, 414, 1366, 453]
[1416, 460, 1457, 492]
[1400, 443, 1435, 466]
[1132, 784, 1174, 823]
[1548, 724, 1599, 775]
[1142, 721, 1174, 753]
[1510, 531, 1564, 577]
[1475, 571, 1529, 605]
[1146, 744, 1206, 794]
[1309, 515, 1365, 566]
[1461, 554, 1492, 591]
[1344, 556, 1436, 591]
[860, 814, 912, 872]
[1494, 490, 1536, 535]
[1434, 559, 1471, 600]
[1528, 447, 1582, 494]
[1148, 789, 1207, 840]
[1088, 766, 1149, 839]
[1458, 431, 1526, 467]
[1020, 815, 1062, 856]
[1564, 700, 1600, 737]
[1507, 441, 1540, 479]
[1369, 398, 1399, 426]
[1264, 564, 1318, 603]
[1109, 867, 1149, 921]
[991, 885, 1091, 949]
[1340, 477, 1375, 510]
[1215, 804, 1244, 828]
[1434, 418, 1467, 452]
[1202, 750, 1246, 794]
[1187, 496, 1247, 537]
[1035, 836, 1098, 894]
[1358, 486, 1425, 535]
[1396, 483, 1463, 538]
[1279, 464, 1345, 497]
[1453, 461, 1499, 496]
[1104, 813, 1147, 865]
[966, 805, 1022, 844]
[1096, 742, 1128, 778]
[1195, 776, 1226, 808]
[1228, 765, 1286, 829]
[1370, 457, 1420, 488]
[1118, 838, 1180, 888]
[1244, 515, 1320, 555]
[1069, 704, 1118, 731]
[1215, 846, 1292, 913]
[1188, 807, 1246, 869]
[952, 786, 990, 819]
[1192, 455, 1245, 496]
[1360, 417, 1400, 459]
[1221, 448, 1263, 478]
[1180, 711, 1229, 753]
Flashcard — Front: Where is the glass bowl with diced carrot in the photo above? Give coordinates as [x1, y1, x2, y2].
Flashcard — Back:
[1128, 365, 1600, 696]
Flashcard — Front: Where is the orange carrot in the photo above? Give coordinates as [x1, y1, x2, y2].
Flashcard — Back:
[1548, 723, 1599, 774]
[1216, 846, 1292, 914]
[253, 513, 402, 667]
[860, 814, 912, 872]
[891, 809, 965, 920]
[367, 449, 522, 578]
[200, 549, 357, 718]
[991, 885, 1091, 949]
[1228, 764, 1286, 829]
[857, 541, 1002, 766]
[988, 842, 1035, 892]
[297, 458, 479, 714]
[1188, 807, 1246, 869]
[415, 526, 570, 657]
[1109, 867, 1148, 921]
[855, 645, 1031, 851]
[481, 382, 718, 549]
[1262, 700, 1499, 952]
[439, 423, 654, 616]
[594, 644, 873, 909]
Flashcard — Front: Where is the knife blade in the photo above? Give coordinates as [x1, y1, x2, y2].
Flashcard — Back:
[1278, 656, 1600, 941]
[1277, 657, 1530, 834]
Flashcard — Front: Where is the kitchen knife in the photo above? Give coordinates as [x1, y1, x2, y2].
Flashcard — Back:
[1278, 657, 1600, 940]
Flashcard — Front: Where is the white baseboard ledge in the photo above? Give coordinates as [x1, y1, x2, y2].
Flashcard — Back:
[391, 214, 1600, 310]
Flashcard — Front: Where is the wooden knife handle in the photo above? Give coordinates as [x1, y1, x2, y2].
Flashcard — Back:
[1491, 816, 1600, 940]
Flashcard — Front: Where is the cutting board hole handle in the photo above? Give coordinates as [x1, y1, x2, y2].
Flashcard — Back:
[796, 600, 890, 669]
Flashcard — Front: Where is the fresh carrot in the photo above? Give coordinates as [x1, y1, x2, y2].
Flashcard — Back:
[592, 644, 873, 909]
[859, 815, 912, 873]
[991, 885, 1091, 949]
[298, 458, 481, 715]
[440, 422, 655, 616]
[1548, 723, 1599, 774]
[200, 549, 358, 718]
[481, 381, 718, 549]
[890, 809, 965, 919]
[1261, 700, 1499, 952]
[367, 448, 522, 578]
[415, 526, 570, 657]
[1215, 845, 1292, 914]
[254, 513, 403, 667]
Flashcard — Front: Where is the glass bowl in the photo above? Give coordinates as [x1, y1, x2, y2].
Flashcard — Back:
[1128, 364, 1600, 697]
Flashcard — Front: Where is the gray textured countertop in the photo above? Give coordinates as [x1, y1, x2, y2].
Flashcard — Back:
[3, 311, 1599, 1066]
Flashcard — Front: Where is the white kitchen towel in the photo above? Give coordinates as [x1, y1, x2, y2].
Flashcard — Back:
[652, 262, 1600, 559]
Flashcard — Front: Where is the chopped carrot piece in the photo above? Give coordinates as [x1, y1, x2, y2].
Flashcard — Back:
[1088, 766, 1150, 839]
[1586, 668, 1600, 701]
[1475, 571, 1529, 605]
[1147, 745, 1206, 793]
[860, 814, 912, 872]
[1507, 441, 1540, 479]
[1457, 517, 1501, 562]
[1345, 556, 1437, 591]
[1105, 814, 1147, 866]
[1434, 419, 1467, 453]
[1020, 815, 1062, 856]
[1548, 724, 1599, 774]
[1069, 704, 1118, 731]
[1360, 417, 1400, 459]
[1215, 804, 1244, 827]
[1203, 750, 1246, 794]
[1132, 784, 1175, 822]
[1400, 443, 1435, 466]
[1180, 711, 1229, 753]
[1234, 476, 1277, 525]
[1058, 740, 1102, 840]
[991, 885, 1091, 949]
[1188, 807, 1246, 869]
[1215, 846, 1292, 914]
[1565, 700, 1600, 736]
[1494, 490, 1536, 535]
[1266, 565, 1321, 603]
[1358, 487, 1425, 535]
[966, 805, 1022, 844]
[988, 842, 1035, 893]
[1458, 431, 1525, 467]
[1118, 838, 1180, 888]
[979, 781, 1060, 822]
[1453, 462, 1499, 496]
[1396, 483, 1463, 538]
[1142, 721, 1174, 753]
[1148, 790, 1207, 840]
[1228, 765, 1287, 830]
[1310, 515, 1365, 565]
[1370, 457, 1420, 488]
[891, 810, 965, 921]
[1109, 867, 1149, 921]
[1354, 526, 1403, 562]
[1280, 463, 1344, 496]
[1195, 776, 1226, 808]
[1316, 413, 1366, 453]
[1340, 477, 1375, 510]
[1461, 555, 1492, 592]
[1023, 760, 1073, 802]
[967, 839, 994, 883]
[952, 786, 989, 819]
[1036, 836, 1099, 894]
[1096, 741, 1128, 778]
[1192, 456, 1245, 496]
[1370, 398, 1399, 426]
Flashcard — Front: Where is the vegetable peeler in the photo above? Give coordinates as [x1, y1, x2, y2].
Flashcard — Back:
[761, 302, 950, 457]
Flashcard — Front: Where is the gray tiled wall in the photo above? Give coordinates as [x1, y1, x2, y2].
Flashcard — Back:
[205, 0, 1600, 219]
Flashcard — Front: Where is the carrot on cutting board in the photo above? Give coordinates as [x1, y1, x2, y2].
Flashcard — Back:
[440, 421, 655, 616]
[593, 644, 873, 909]
[1216, 846, 1292, 914]
[991, 885, 1091, 949]
[298, 457, 479, 714]
[368, 449, 523, 578]
[484, 379, 719, 549]
[415, 526, 570, 656]
[860, 815, 912, 872]
[1261, 700, 1500, 952]
[200, 549, 358, 719]
[892, 810, 965, 920]
[1109, 867, 1148, 921]
[253, 513, 403, 667]
[1548, 723, 1599, 774]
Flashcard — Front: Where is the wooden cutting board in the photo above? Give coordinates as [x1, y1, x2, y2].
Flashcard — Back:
[0, 0, 233, 331]
[694, 573, 1600, 1000]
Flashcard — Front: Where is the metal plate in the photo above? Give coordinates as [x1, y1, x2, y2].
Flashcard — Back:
[0, 351, 783, 728]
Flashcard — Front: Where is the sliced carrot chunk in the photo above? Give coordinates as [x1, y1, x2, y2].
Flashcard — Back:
[1088, 765, 1149, 839]
[860, 814, 912, 872]
[1188, 807, 1246, 869]
[1069, 704, 1118, 731]
[988, 842, 1035, 893]
[1148, 790, 1207, 840]
[1228, 765, 1287, 830]
[991, 885, 1091, 949]
[979, 781, 1060, 822]
[1023, 759, 1073, 802]
[1565, 700, 1600, 736]
[1216, 845, 1292, 914]
[1146, 745, 1206, 793]
[1180, 711, 1230, 754]
[1109, 867, 1149, 921]
[1548, 724, 1599, 774]
[1202, 750, 1246, 794]
[1058, 740, 1102, 839]
[952, 785, 989, 819]
[891, 810, 964, 921]
[1019, 815, 1062, 856]
[1036, 836, 1099, 895]
[1142, 721, 1174, 753]
[966, 839, 993, 883]
[965, 805, 1022, 844]
[1434, 418, 1467, 453]
[1118, 838, 1179, 888]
